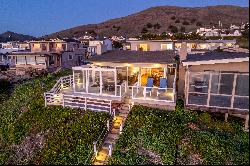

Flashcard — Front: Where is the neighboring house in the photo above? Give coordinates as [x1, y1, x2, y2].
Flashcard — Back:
[44, 50, 178, 111]
[0, 42, 19, 54]
[17, 42, 30, 51]
[122, 42, 131, 50]
[180, 51, 249, 121]
[175, 40, 237, 53]
[9, 40, 86, 74]
[127, 40, 174, 51]
[0, 53, 10, 70]
[88, 39, 113, 56]
[29, 40, 68, 53]
[204, 30, 219, 37]
[8, 52, 61, 72]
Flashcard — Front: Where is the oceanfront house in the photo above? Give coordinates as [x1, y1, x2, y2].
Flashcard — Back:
[9, 39, 86, 74]
[44, 50, 178, 112]
[9, 50, 85, 73]
[125, 40, 174, 51]
[180, 51, 249, 126]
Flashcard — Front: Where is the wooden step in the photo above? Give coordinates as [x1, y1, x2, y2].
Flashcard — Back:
[93, 161, 105, 165]
[107, 133, 119, 140]
[119, 113, 128, 118]
[111, 128, 120, 134]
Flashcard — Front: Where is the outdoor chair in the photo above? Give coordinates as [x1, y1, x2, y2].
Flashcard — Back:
[144, 78, 153, 97]
[157, 78, 167, 96]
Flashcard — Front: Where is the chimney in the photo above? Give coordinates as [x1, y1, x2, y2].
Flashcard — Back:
[179, 42, 188, 61]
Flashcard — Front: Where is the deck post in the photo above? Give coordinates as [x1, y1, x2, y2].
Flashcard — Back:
[115, 69, 117, 96]
[119, 121, 123, 134]
[230, 73, 237, 108]
[207, 73, 212, 107]
[224, 112, 229, 122]
[100, 71, 102, 95]
[44, 93, 47, 107]
[107, 120, 110, 131]
[108, 144, 112, 156]
[245, 114, 249, 130]
[109, 101, 112, 115]
[185, 69, 190, 105]
[85, 98, 87, 110]
[73, 70, 76, 93]
[93, 141, 97, 156]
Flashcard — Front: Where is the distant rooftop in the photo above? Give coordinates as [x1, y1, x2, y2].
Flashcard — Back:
[89, 50, 176, 64]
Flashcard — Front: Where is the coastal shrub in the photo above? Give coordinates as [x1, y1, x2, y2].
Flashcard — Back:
[109, 104, 249, 165]
[0, 69, 110, 164]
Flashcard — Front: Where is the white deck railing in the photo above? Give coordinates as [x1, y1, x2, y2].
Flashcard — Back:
[44, 75, 113, 113]
[130, 85, 175, 103]
[49, 75, 73, 93]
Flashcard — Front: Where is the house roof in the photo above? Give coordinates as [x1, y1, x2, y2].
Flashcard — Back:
[182, 51, 249, 66]
[89, 50, 177, 64]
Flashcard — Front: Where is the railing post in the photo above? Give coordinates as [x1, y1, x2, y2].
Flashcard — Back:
[108, 144, 112, 156]
[119, 121, 123, 134]
[128, 104, 131, 111]
[245, 114, 249, 130]
[85, 98, 87, 111]
[107, 120, 110, 131]
[113, 108, 116, 117]
[93, 141, 97, 156]
[44, 93, 47, 107]
[110, 101, 112, 114]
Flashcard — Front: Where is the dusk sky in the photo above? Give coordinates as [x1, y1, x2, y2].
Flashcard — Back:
[0, 0, 249, 37]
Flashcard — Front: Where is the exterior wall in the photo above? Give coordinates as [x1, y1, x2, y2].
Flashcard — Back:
[30, 41, 67, 53]
[129, 41, 174, 51]
[61, 51, 83, 69]
[103, 39, 112, 51]
[11, 54, 47, 69]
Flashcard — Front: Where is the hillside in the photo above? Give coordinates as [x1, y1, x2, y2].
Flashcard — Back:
[46, 5, 249, 38]
[0, 31, 36, 42]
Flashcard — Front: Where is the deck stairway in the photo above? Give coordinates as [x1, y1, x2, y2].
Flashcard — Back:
[92, 103, 130, 165]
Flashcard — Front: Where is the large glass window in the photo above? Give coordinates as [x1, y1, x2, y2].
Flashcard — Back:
[187, 72, 249, 110]
[235, 75, 249, 96]
[16, 56, 26, 65]
[26, 56, 36, 65]
[74, 70, 86, 93]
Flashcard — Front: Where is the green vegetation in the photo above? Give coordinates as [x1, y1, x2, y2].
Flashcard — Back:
[153, 23, 161, 29]
[175, 19, 180, 23]
[112, 41, 123, 49]
[190, 18, 196, 24]
[182, 20, 190, 25]
[0, 69, 110, 165]
[171, 16, 176, 20]
[168, 25, 178, 33]
[196, 21, 202, 27]
[146, 23, 153, 29]
[236, 24, 249, 49]
[0, 79, 11, 102]
[108, 100, 249, 165]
